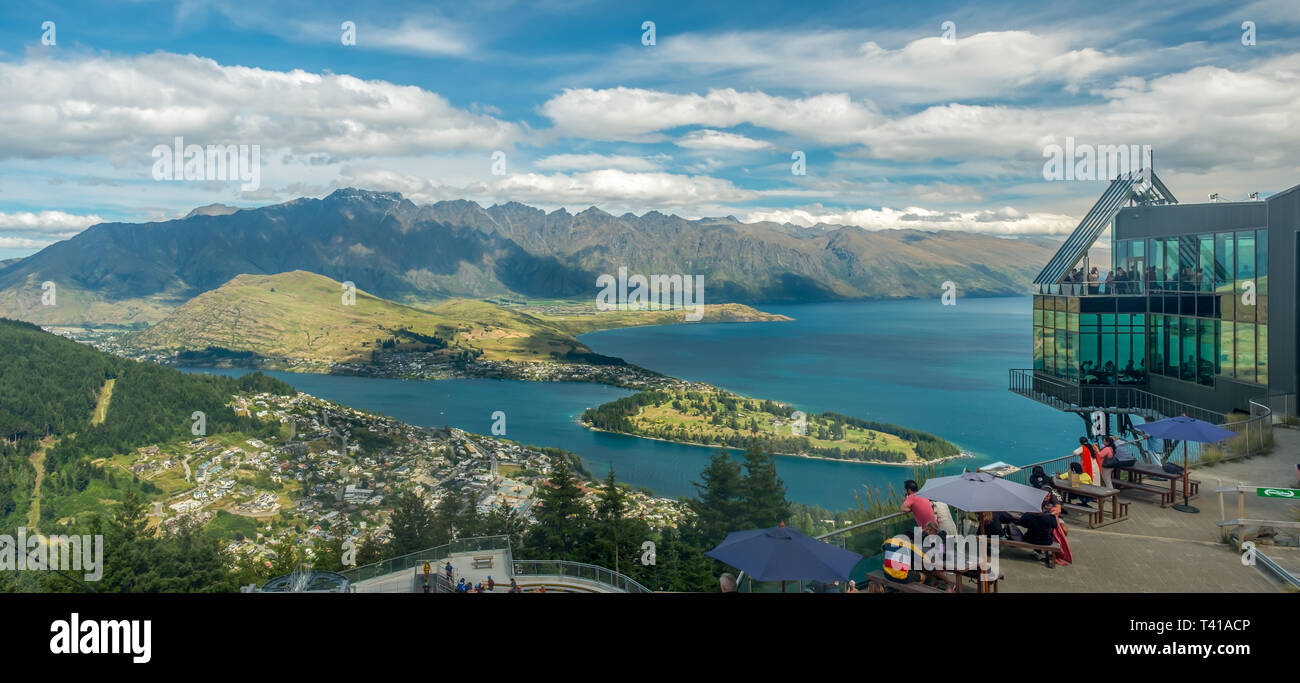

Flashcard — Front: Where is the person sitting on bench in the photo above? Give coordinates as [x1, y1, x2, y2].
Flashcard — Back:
[1010, 498, 1060, 560]
[881, 534, 932, 587]
[1057, 461, 1094, 507]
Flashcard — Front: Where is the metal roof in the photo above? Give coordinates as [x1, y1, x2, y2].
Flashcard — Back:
[1034, 169, 1178, 285]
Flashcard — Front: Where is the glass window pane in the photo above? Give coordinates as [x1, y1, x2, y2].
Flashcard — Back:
[1198, 234, 1214, 292]
[1257, 229, 1268, 296]
[1216, 232, 1234, 292]
[1166, 316, 1180, 379]
[1159, 313, 1170, 374]
[1235, 323, 1256, 384]
[1133, 324, 1147, 383]
[1080, 332, 1099, 383]
[1236, 231, 1255, 281]
[1165, 238, 1179, 291]
[1150, 239, 1163, 286]
[1034, 325, 1045, 371]
[1055, 329, 1068, 377]
[1258, 323, 1268, 387]
[1219, 320, 1234, 378]
[1197, 318, 1214, 386]
[1180, 317, 1197, 382]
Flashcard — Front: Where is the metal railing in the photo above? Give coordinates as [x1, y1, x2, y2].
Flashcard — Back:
[511, 560, 653, 593]
[340, 535, 511, 584]
[1000, 454, 1077, 485]
[1009, 369, 1225, 423]
[1011, 369, 1286, 466]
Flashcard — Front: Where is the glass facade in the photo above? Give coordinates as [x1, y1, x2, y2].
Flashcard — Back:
[1040, 227, 1269, 389]
[1034, 296, 1145, 385]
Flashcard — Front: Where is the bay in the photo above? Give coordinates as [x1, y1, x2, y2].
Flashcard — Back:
[185, 296, 1080, 510]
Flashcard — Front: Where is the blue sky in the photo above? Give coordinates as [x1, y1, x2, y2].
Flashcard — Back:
[1, 0, 1298, 258]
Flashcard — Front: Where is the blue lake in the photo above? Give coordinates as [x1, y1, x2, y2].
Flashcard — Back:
[186, 297, 1080, 510]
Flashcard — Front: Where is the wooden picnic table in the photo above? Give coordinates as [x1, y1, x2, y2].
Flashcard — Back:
[1048, 477, 1128, 527]
[1114, 463, 1199, 506]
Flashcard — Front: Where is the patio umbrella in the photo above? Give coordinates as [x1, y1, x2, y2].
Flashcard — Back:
[706, 523, 863, 591]
[918, 471, 1048, 514]
[1136, 416, 1238, 513]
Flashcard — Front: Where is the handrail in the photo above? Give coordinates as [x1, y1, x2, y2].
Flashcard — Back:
[340, 535, 511, 584]
[1010, 369, 1226, 424]
[814, 512, 906, 541]
[511, 559, 653, 594]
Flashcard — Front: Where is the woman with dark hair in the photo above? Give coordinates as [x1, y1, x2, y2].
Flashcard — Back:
[1096, 435, 1118, 489]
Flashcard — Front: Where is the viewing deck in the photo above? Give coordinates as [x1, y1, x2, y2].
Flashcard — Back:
[1008, 368, 1224, 422]
[342, 537, 651, 594]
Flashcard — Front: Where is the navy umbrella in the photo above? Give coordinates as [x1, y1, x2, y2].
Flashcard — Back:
[706, 523, 863, 591]
[1137, 416, 1238, 512]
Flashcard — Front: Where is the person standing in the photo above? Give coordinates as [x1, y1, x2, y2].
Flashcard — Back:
[1072, 436, 1100, 483]
[931, 499, 959, 538]
[1095, 435, 1117, 489]
[901, 480, 936, 532]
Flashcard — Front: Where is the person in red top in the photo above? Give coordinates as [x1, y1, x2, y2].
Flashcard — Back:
[1072, 436, 1098, 479]
[901, 479, 936, 530]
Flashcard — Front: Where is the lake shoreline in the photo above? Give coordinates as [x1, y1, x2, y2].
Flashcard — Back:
[580, 422, 973, 468]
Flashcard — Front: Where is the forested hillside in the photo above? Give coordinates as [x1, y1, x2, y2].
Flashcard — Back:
[0, 318, 295, 530]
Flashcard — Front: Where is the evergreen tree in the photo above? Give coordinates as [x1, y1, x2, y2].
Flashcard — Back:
[527, 457, 587, 560]
[740, 442, 789, 529]
[388, 490, 438, 555]
[689, 449, 746, 545]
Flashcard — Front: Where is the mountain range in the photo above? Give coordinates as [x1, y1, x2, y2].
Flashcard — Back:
[0, 188, 1064, 325]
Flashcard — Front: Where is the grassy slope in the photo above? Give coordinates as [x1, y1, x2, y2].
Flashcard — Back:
[127, 271, 794, 367]
[127, 271, 603, 364]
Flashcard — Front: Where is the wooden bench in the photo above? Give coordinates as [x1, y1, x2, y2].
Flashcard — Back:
[863, 570, 947, 593]
[998, 539, 1063, 568]
[471, 555, 493, 569]
[1113, 479, 1174, 506]
[1060, 502, 1101, 527]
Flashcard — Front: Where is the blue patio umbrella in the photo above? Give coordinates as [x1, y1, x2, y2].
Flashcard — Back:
[706, 524, 863, 590]
[1136, 416, 1238, 513]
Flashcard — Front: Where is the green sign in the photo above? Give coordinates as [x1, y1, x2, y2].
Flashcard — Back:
[1257, 487, 1299, 499]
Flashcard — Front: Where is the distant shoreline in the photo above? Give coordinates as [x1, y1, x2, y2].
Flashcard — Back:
[581, 422, 972, 468]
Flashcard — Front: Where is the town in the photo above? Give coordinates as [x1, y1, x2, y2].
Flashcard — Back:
[111, 389, 688, 571]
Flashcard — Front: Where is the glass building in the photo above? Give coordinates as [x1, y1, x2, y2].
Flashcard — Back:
[1016, 171, 1297, 418]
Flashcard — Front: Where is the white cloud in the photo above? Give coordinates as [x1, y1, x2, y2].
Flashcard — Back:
[0, 236, 55, 249]
[743, 204, 1078, 235]
[541, 87, 878, 143]
[0, 52, 519, 161]
[581, 29, 1131, 104]
[337, 167, 758, 211]
[541, 53, 1300, 175]
[293, 18, 474, 56]
[533, 153, 666, 172]
[0, 210, 103, 233]
[675, 129, 772, 151]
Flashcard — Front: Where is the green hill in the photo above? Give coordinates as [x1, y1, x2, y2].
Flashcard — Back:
[0, 318, 295, 532]
[124, 271, 602, 366]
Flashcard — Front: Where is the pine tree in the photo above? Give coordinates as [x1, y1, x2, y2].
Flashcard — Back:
[388, 490, 438, 555]
[528, 457, 587, 560]
[594, 468, 627, 575]
[689, 449, 746, 545]
[741, 442, 789, 529]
